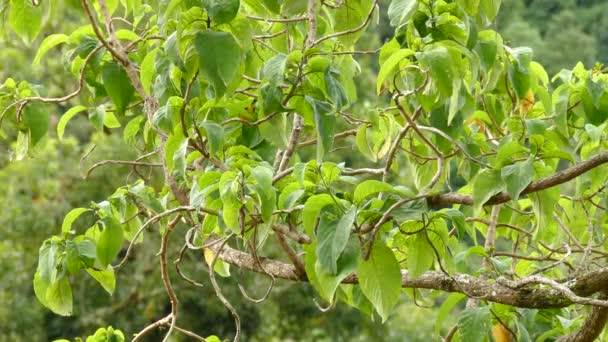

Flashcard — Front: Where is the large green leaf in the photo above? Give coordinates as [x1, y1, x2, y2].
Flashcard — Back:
[86, 267, 116, 295]
[435, 293, 467, 336]
[251, 165, 276, 222]
[9, 0, 43, 44]
[315, 238, 360, 300]
[97, 217, 124, 267]
[23, 102, 49, 146]
[305, 96, 335, 161]
[205, 0, 240, 24]
[418, 46, 455, 98]
[33, 270, 50, 309]
[357, 242, 401, 322]
[552, 84, 570, 137]
[66, 239, 96, 274]
[501, 158, 534, 201]
[458, 0, 480, 16]
[262, 53, 287, 85]
[356, 124, 377, 162]
[472, 169, 505, 213]
[480, 0, 502, 21]
[387, 0, 418, 29]
[302, 194, 336, 235]
[508, 47, 533, 101]
[376, 49, 414, 94]
[33, 34, 68, 65]
[45, 276, 73, 316]
[38, 240, 58, 283]
[316, 206, 356, 274]
[406, 233, 434, 277]
[101, 62, 136, 115]
[458, 306, 492, 342]
[201, 121, 224, 155]
[61, 208, 90, 235]
[194, 31, 242, 98]
[57, 106, 87, 140]
[140, 48, 158, 96]
[354, 180, 394, 205]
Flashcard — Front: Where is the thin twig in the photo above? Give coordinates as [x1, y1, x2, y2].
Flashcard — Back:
[159, 215, 181, 342]
[113, 206, 204, 268]
[85, 160, 161, 179]
[208, 234, 241, 342]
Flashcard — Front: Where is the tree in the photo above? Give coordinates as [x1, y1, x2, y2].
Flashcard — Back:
[1, 0, 608, 341]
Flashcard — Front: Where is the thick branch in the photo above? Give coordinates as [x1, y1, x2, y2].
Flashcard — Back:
[206, 238, 608, 309]
[428, 151, 608, 207]
[557, 293, 608, 342]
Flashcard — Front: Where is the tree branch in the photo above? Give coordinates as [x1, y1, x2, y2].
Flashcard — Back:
[206, 236, 608, 309]
[428, 151, 608, 207]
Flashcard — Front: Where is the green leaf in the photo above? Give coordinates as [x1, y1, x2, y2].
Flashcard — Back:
[480, 0, 501, 21]
[123, 116, 144, 145]
[357, 242, 401, 322]
[476, 30, 499, 71]
[89, 105, 106, 131]
[38, 240, 58, 283]
[316, 206, 356, 274]
[315, 238, 360, 300]
[388, 0, 418, 29]
[251, 166, 276, 222]
[61, 208, 90, 235]
[259, 111, 289, 148]
[354, 180, 394, 205]
[472, 169, 505, 213]
[64, 243, 82, 275]
[101, 62, 136, 115]
[33, 270, 50, 308]
[262, 53, 287, 85]
[305, 96, 335, 161]
[435, 293, 467, 336]
[201, 121, 224, 155]
[45, 276, 73, 316]
[508, 47, 533, 101]
[86, 267, 116, 295]
[57, 106, 87, 140]
[376, 49, 414, 94]
[418, 46, 455, 98]
[260, 84, 286, 114]
[501, 158, 534, 200]
[204, 248, 232, 277]
[66, 239, 96, 274]
[406, 233, 434, 277]
[324, 73, 347, 110]
[553, 84, 570, 137]
[9, 0, 43, 44]
[302, 194, 336, 235]
[33, 34, 68, 65]
[172, 138, 189, 181]
[458, 306, 492, 342]
[356, 124, 377, 162]
[458, 0, 480, 16]
[97, 217, 124, 267]
[194, 31, 242, 98]
[23, 102, 49, 146]
[205, 0, 240, 24]
[140, 48, 158, 96]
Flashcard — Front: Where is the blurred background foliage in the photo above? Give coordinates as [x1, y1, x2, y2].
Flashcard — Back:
[0, 0, 606, 341]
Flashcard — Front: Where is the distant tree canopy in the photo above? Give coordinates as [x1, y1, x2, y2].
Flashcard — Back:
[1, 1, 608, 342]
[499, 0, 608, 74]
